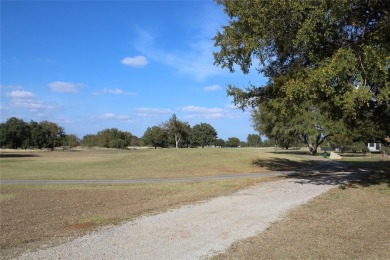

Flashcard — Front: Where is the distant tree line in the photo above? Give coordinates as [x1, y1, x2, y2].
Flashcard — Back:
[80, 128, 139, 149]
[0, 117, 74, 149]
[0, 116, 276, 150]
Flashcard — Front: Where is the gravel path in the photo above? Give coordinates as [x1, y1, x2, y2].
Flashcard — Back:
[17, 177, 336, 259]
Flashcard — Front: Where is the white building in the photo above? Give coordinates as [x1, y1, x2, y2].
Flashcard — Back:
[367, 142, 382, 152]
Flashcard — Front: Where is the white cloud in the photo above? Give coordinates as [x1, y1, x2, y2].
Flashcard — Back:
[182, 105, 225, 119]
[3, 87, 56, 112]
[181, 105, 246, 120]
[134, 7, 227, 81]
[104, 88, 125, 94]
[100, 113, 133, 122]
[182, 105, 223, 114]
[48, 81, 85, 93]
[203, 84, 221, 92]
[121, 56, 148, 67]
[94, 88, 137, 96]
[7, 90, 35, 98]
[136, 34, 224, 81]
[10, 98, 55, 111]
[135, 107, 172, 117]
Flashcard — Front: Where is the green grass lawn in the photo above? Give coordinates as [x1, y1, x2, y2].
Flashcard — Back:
[0, 148, 314, 180]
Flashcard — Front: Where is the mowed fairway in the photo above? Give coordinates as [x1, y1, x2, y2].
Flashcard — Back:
[1, 148, 388, 259]
[0, 148, 308, 258]
[0, 148, 313, 180]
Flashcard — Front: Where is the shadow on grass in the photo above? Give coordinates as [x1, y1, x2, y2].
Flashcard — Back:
[269, 150, 311, 155]
[0, 153, 40, 158]
[252, 157, 318, 171]
[337, 153, 378, 158]
[285, 160, 390, 188]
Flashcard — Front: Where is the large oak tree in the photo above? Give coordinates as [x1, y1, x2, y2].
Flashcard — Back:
[214, 0, 390, 154]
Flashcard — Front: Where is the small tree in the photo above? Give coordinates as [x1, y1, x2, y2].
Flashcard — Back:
[164, 114, 191, 148]
[81, 134, 99, 148]
[142, 126, 168, 149]
[189, 123, 217, 148]
[62, 134, 80, 149]
[226, 137, 240, 148]
[246, 134, 262, 147]
[215, 138, 226, 147]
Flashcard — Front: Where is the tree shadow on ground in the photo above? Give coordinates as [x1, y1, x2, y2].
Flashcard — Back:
[252, 157, 318, 171]
[284, 160, 390, 188]
[0, 153, 40, 158]
[269, 150, 311, 155]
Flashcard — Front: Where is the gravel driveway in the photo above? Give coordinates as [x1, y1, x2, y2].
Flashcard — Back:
[16, 177, 336, 259]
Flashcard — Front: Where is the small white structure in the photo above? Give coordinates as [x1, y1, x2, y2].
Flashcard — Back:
[367, 142, 382, 152]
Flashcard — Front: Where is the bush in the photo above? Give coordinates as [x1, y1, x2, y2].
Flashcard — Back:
[379, 146, 390, 157]
[349, 142, 369, 154]
[109, 139, 127, 149]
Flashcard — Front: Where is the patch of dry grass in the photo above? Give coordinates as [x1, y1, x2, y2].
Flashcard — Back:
[0, 177, 277, 259]
[213, 183, 390, 259]
[0, 148, 312, 180]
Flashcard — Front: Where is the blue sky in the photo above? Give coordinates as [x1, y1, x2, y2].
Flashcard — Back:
[1, 0, 266, 141]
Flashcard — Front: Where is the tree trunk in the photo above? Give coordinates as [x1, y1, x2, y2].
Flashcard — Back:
[309, 145, 318, 155]
[175, 134, 180, 148]
[301, 134, 319, 155]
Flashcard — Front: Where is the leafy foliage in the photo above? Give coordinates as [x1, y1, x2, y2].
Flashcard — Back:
[214, 0, 390, 154]
[226, 137, 241, 147]
[62, 134, 80, 149]
[142, 126, 168, 149]
[189, 123, 218, 148]
[80, 128, 137, 149]
[163, 114, 191, 148]
[0, 117, 65, 149]
[246, 134, 262, 147]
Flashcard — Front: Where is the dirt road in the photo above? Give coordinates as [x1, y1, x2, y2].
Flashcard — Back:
[16, 176, 337, 259]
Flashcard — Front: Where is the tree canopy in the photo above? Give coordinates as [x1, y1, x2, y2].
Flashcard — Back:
[80, 128, 137, 149]
[164, 114, 191, 148]
[214, 0, 390, 154]
[142, 126, 168, 149]
[189, 123, 218, 148]
[226, 137, 241, 147]
[0, 118, 65, 149]
[246, 134, 262, 147]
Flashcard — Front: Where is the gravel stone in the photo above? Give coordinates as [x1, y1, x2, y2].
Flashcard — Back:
[16, 178, 334, 259]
